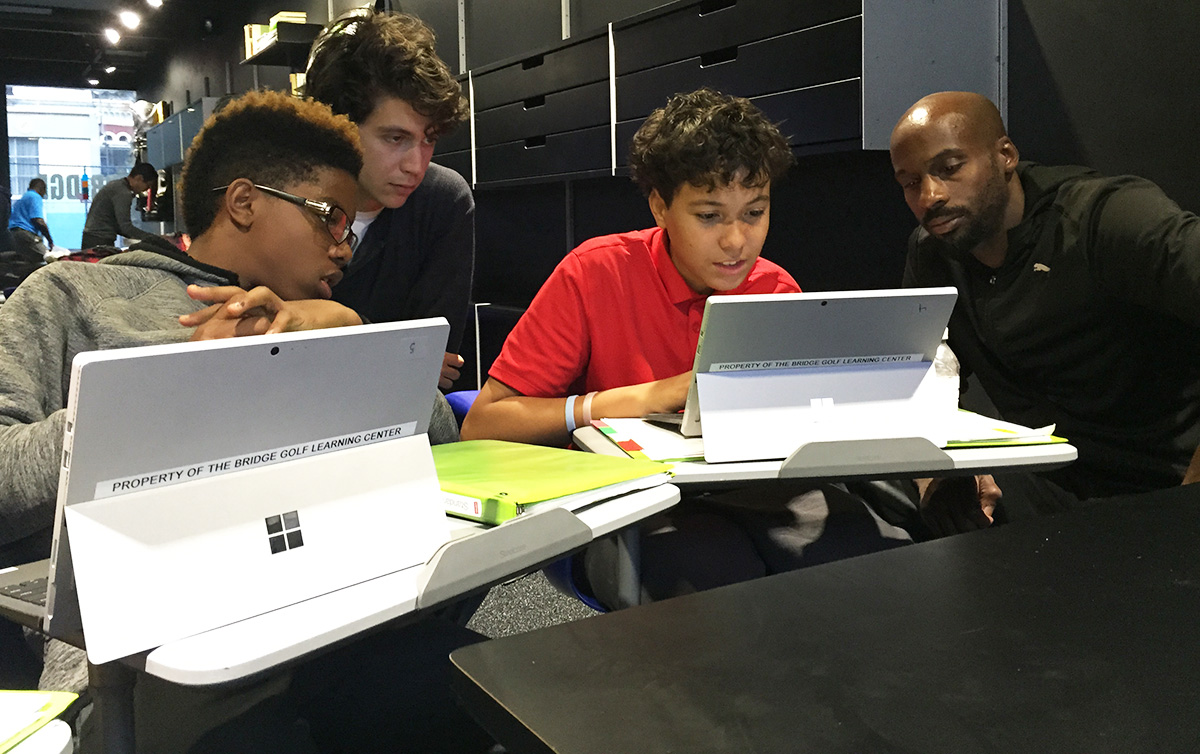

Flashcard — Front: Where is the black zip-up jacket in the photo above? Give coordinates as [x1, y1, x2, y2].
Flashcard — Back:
[332, 163, 474, 354]
[904, 162, 1200, 498]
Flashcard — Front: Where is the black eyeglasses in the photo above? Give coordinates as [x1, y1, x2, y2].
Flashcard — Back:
[211, 183, 357, 247]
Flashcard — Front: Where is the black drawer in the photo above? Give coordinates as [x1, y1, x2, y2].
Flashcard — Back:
[472, 35, 609, 112]
[615, 79, 862, 166]
[431, 150, 472, 184]
[476, 125, 610, 183]
[437, 122, 472, 153]
[614, 0, 859, 76]
[465, 0, 562, 70]
[475, 80, 609, 147]
[615, 16, 861, 121]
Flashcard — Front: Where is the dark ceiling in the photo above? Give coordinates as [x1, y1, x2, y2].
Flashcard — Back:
[0, 0, 191, 91]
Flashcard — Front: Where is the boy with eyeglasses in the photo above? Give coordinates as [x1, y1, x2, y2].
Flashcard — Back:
[0, 90, 483, 752]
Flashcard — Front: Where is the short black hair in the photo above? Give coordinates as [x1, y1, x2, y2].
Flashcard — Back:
[304, 9, 468, 134]
[27, 178, 45, 192]
[180, 90, 362, 237]
[129, 162, 157, 183]
[629, 88, 794, 205]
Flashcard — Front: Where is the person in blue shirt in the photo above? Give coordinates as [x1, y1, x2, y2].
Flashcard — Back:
[8, 178, 53, 264]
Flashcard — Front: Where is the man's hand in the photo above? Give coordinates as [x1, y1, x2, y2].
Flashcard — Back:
[917, 474, 1002, 537]
[1184, 444, 1200, 485]
[180, 284, 362, 341]
[440, 352, 464, 390]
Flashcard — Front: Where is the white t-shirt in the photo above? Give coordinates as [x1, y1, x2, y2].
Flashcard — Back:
[350, 206, 383, 256]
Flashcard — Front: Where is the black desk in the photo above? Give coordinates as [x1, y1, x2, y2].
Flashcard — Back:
[451, 485, 1200, 753]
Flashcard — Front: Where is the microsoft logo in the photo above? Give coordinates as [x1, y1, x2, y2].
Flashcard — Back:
[266, 510, 303, 554]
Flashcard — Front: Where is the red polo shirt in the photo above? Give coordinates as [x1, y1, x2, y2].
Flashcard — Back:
[489, 227, 801, 397]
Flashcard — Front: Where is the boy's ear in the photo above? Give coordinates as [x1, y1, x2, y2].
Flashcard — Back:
[219, 179, 258, 231]
[648, 189, 669, 230]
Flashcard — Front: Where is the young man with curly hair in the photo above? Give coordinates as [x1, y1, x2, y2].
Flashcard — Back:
[461, 89, 914, 607]
[305, 9, 474, 388]
[0, 90, 481, 753]
[463, 88, 798, 444]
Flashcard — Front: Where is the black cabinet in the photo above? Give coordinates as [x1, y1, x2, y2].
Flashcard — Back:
[466, 0, 564, 71]
[614, 0, 859, 76]
[459, 0, 1004, 184]
[471, 32, 610, 185]
[142, 98, 219, 169]
[475, 80, 608, 147]
[476, 124, 610, 183]
[472, 35, 608, 111]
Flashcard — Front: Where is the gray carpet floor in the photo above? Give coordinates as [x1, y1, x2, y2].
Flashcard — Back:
[466, 570, 600, 638]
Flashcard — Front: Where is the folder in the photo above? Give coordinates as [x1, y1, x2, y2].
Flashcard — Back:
[432, 440, 672, 524]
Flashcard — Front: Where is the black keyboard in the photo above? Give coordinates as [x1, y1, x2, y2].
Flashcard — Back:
[0, 577, 48, 607]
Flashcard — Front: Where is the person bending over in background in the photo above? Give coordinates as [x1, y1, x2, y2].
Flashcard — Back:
[305, 8, 474, 389]
[81, 161, 159, 249]
[8, 178, 54, 263]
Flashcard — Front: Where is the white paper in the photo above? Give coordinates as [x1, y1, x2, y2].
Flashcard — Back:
[0, 693, 51, 741]
[598, 418, 705, 461]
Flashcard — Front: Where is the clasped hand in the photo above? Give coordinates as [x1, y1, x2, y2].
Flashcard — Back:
[180, 285, 362, 340]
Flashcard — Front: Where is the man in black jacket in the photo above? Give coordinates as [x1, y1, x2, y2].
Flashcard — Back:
[305, 9, 474, 389]
[892, 91, 1200, 518]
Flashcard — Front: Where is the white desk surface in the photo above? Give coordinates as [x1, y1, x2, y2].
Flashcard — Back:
[573, 425, 1077, 484]
[139, 484, 680, 686]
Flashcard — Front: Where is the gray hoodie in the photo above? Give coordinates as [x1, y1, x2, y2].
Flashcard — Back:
[0, 243, 229, 550]
[0, 240, 457, 556]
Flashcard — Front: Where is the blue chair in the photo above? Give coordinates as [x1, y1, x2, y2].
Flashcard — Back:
[543, 554, 607, 612]
[444, 389, 479, 428]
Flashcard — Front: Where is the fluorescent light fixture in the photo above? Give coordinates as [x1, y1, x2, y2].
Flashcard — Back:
[87, 78, 100, 86]
[146, 0, 162, 6]
[105, 65, 117, 74]
[104, 27, 121, 44]
[118, 10, 140, 29]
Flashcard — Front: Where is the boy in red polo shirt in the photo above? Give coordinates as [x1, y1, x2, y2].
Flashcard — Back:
[464, 89, 913, 606]
[463, 88, 798, 444]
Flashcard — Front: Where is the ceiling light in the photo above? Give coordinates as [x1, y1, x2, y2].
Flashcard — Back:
[87, 78, 100, 86]
[118, 10, 140, 29]
[104, 27, 120, 44]
[146, 0, 162, 6]
[105, 65, 117, 74]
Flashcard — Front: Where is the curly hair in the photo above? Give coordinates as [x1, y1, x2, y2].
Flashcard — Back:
[180, 90, 363, 237]
[303, 9, 468, 135]
[629, 88, 794, 205]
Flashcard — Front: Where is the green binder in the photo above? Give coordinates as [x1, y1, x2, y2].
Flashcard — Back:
[432, 440, 672, 524]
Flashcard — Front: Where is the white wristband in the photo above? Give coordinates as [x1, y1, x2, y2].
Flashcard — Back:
[581, 391, 598, 426]
[564, 394, 579, 434]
